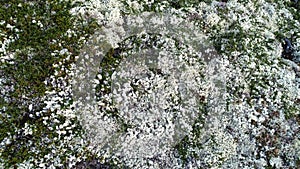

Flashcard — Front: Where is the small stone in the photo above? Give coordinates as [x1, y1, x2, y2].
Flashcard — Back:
[282, 38, 294, 59]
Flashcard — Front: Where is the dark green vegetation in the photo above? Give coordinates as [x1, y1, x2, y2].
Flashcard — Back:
[0, 0, 98, 167]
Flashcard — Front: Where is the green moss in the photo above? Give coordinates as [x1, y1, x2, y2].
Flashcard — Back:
[0, 0, 99, 167]
[173, 103, 207, 166]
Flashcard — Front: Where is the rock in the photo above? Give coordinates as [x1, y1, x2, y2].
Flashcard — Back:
[282, 38, 294, 60]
